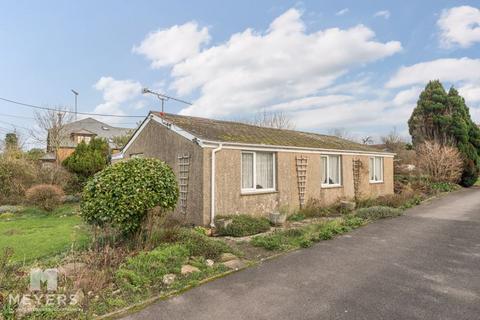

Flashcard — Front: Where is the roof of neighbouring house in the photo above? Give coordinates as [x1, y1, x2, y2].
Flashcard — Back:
[150, 112, 384, 153]
[53, 117, 132, 149]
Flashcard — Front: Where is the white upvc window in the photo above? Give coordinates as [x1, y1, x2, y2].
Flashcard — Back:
[369, 156, 384, 183]
[241, 151, 276, 193]
[321, 155, 342, 187]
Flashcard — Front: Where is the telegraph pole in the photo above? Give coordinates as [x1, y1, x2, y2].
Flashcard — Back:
[71, 89, 79, 120]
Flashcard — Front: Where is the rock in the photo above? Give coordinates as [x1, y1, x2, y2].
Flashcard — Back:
[58, 262, 86, 277]
[222, 259, 247, 270]
[162, 273, 176, 285]
[340, 201, 356, 211]
[16, 295, 35, 318]
[205, 259, 214, 267]
[181, 265, 200, 275]
[216, 218, 232, 230]
[70, 289, 85, 306]
[269, 212, 287, 226]
[219, 253, 237, 262]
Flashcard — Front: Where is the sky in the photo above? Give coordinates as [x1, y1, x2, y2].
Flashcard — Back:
[1, 0, 480, 148]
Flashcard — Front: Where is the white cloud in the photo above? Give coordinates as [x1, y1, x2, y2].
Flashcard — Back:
[374, 10, 390, 19]
[438, 5, 480, 48]
[159, 8, 402, 118]
[393, 86, 422, 106]
[93, 77, 142, 123]
[386, 57, 480, 88]
[133, 22, 210, 68]
[268, 95, 353, 112]
[387, 58, 480, 124]
[336, 8, 349, 16]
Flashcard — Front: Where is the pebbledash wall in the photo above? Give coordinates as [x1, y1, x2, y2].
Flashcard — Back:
[123, 119, 394, 226]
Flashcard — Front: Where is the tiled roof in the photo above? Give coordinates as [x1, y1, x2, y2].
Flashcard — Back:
[53, 118, 132, 149]
[151, 112, 384, 153]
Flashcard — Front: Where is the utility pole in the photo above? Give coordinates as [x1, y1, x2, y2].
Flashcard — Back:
[71, 89, 79, 120]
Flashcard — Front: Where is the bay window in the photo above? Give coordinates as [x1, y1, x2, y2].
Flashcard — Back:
[369, 157, 384, 183]
[321, 155, 341, 186]
[241, 151, 275, 192]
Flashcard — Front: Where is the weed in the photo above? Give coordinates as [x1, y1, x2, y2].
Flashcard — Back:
[287, 213, 306, 222]
[355, 206, 403, 220]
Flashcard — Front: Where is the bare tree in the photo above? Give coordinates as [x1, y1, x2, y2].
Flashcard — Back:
[416, 141, 463, 183]
[31, 109, 73, 153]
[381, 127, 405, 149]
[361, 136, 374, 145]
[242, 110, 295, 130]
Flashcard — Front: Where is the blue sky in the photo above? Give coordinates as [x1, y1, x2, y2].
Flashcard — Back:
[1, 0, 480, 148]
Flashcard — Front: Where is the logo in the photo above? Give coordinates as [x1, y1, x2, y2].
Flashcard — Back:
[30, 268, 58, 292]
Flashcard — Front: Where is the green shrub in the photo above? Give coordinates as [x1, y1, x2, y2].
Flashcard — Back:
[355, 206, 403, 220]
[216, 215, 271, 237]
[287, 213, 306, 221]
[176, 229, 231, 259]
[81, 158, 179, 234]
[115, 244, 189, 292]
[251, 233, 284, 250]
[63, 138, 110, 182]
[152, 228, 232, 260]
[25, 184, 64, 211]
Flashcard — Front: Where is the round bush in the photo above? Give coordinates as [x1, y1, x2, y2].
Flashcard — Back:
[81, 158, 179, 234]
[25, 184, 64, 211]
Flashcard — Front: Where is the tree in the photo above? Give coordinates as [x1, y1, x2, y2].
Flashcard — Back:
[31, 109, 73, 155]
[63, 137, 110, 182]
[416, 141, 463, 183]
[408, 80, 480, 186]
[242, 110, 295, 130]
[81, 158, 178, 234]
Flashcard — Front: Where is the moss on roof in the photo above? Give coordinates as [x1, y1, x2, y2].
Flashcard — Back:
[152, 112, 384, 153]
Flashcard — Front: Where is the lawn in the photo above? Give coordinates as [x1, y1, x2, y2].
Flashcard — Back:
[0, 204, 90, 263]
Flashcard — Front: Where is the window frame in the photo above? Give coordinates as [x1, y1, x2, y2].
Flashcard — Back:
[369, 156, 384, 183]
[240, 151, 276, 194]
[321, 155, 342, 188]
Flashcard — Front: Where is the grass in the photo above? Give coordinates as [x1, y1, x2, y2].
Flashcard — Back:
[251, 216, 365, 251]
[0, 204, 90, 262]
[475, 179, 480, 186]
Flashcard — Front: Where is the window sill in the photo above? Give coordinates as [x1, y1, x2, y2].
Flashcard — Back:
[321, 184, 343, 189]
[241, 189, 277, 196]
[369, 181, 384, 184]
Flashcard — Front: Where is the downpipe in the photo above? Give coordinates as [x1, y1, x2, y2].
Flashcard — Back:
[210, 143, 223, 228]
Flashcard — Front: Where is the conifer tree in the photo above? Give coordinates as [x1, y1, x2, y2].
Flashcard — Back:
[408, 80, 480, 186]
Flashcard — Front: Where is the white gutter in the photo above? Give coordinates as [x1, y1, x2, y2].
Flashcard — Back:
[210, 143, 223, 228]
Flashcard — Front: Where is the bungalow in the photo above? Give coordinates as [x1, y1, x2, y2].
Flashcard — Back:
[118, 112, 394, 226]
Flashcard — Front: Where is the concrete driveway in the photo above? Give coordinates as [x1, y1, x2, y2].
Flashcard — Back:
[122, 188, 480, 320]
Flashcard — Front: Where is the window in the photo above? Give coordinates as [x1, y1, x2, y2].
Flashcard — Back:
[369, 157, 384, 182]
[321, 155, 341, 186]
[241, 151, 275, 192]
[77, 135, 92, 144]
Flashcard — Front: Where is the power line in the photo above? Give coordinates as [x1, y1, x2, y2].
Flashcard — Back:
[0, 96, 146, 118]
[0, 112, 35, 120]
[0, 119, 31, 131]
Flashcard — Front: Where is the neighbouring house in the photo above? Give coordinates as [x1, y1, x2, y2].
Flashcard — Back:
[117, 112, 394, 226]
[41, 117, 132, 163]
